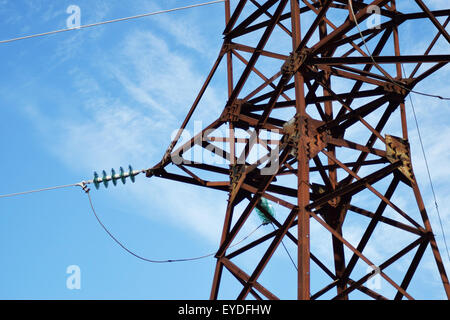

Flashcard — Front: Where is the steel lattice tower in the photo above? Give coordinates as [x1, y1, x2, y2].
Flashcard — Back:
[146, 0, 450, 300]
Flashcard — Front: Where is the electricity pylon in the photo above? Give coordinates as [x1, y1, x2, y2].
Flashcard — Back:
[146, 0, 450, 300]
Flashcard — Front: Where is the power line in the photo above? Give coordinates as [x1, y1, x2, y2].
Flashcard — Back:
[349, 1, 450, 263]
[0, 167, 146, 199]
[347, 0, 450, 101]
[0, 0, 225, 45]
[87, 189, 263, 263]
[271, 223, 297, 271]
[0, 182, 83, 198]
[0, 173, 264, 264]
[402, 65, 450, 264]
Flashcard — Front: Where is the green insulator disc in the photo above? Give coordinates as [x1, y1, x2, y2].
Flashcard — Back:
[129, 165, 135, 183]
[93, 171, 100, 190]
[120, 167, 126, 184]
[111, 168, 118, 186]
[102, 170, 109, 188]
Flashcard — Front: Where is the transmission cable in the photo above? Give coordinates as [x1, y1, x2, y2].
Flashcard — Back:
[347, 0, 450, 101]
[347, 1, 450, 263]
[0, 0, 225, 44]
[0, 166, 147, 199]
[0, 178, 265, 264]
[401, 64, 450, 264]
[349, 0, 450, 263]
[0, 182, 84, 198]
[86, 189, 263, 263]
[271, 223, 298, 271]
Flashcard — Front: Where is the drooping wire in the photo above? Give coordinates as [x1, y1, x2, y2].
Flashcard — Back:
[270, 223, 297, 271]
[349, 0, 450, 263]
[401, 64, 450, 264]
[0, 174, 265, 263]
[347, 0, 450, 101]
[86, 190, 263, 263]
[0, 0, 225, 45]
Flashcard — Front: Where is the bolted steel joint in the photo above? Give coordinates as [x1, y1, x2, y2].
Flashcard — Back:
[221, 99, 248, 123]
[281, 49, 310, 77]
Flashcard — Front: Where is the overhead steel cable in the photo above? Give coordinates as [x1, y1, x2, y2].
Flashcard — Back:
[0, 167, 147, 198]
[402, 65, 450, 264]
[87, 190, 263, 263]
[347, 0, 450, 263]
[0, 0, 225, 45]
[0, 172, 265, 264]
[0, 182, 84, 198]
[347, 0, 450, 101]
[270, 223, 298, 271]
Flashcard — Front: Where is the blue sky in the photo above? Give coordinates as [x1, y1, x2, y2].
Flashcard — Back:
[0, 0, 449, 300]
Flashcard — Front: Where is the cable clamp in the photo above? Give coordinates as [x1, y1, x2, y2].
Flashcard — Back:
[78, 181, 90, 193]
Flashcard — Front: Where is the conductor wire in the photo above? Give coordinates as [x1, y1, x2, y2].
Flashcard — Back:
[0, 0, 226, 44]
[86, 190, 263, 263]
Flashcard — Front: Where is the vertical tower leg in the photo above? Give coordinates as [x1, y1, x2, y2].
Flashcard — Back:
[391, 0, 450, 299]
[290, 0, 310, 300]
[210, 203, 234, 300]
[210, 0, 234, 300]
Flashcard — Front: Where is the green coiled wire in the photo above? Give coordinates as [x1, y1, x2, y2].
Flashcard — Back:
[255, 197, 275, 225]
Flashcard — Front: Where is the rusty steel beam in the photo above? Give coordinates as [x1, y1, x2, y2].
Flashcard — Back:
[414, 0, 450, 44]
[333, 237, 425, 300]
[310, 55, 450, 65]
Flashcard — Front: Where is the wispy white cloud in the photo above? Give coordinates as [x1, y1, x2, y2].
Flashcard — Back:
[23, 20, 227, 243]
